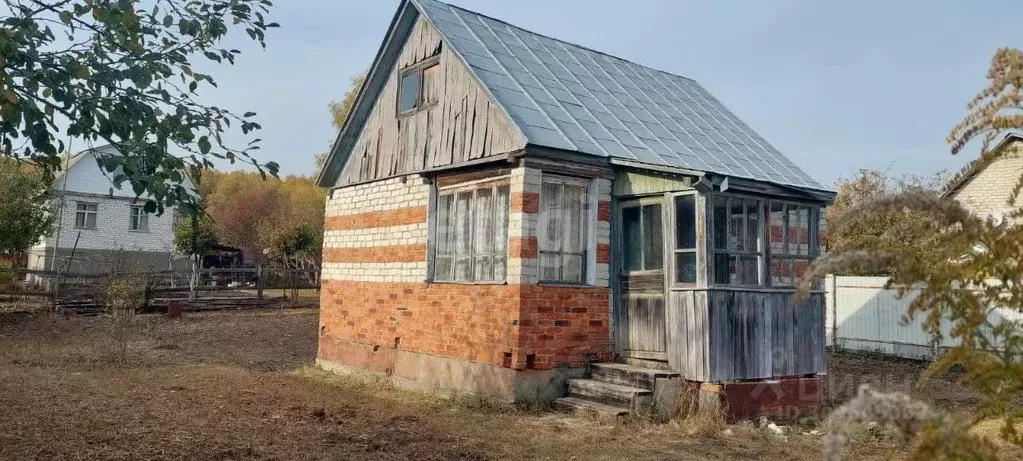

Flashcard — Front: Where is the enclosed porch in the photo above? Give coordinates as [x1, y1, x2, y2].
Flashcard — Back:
[609, 168, 831, 383]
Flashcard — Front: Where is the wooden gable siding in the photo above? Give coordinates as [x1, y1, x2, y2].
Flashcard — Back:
[336, 17, 526, 187]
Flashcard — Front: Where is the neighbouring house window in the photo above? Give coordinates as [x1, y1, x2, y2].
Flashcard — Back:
[434, 182, 510, 283]
[712, 196, 762, 285]
[769, 202, 814, 286]
[673, 194, 697, 284]
[398, 59, 440, 115]
[539, 176, 589, 284]
[129, 206, 149, 232]
[622, 203, 663, 272]
[75, 202, 97, 230]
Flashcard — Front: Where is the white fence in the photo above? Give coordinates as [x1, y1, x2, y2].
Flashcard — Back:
[825, 275, 1021, 360]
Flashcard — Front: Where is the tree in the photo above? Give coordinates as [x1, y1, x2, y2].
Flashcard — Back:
[0, 1, 280, 214]
[816, 48, 1023, 461]
[267, 224, 317, 299]
[825, 169, 949, 276]
[200, 170, 325, 265]
[328, 72, 367, 131]
[0, 158, 54, 257]
[314, 71, 366, 171]
[173, 214, 217, 301]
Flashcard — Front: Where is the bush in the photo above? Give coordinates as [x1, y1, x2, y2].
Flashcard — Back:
[103, 271, 151, 364]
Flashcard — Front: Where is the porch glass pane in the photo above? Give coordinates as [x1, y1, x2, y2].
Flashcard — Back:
[622, 207, 642, 271]
[642, 204, 663, 270]
[769, 202, 785, 254]
[712, 196, 728, 250]
[674, 195, 696, 250]
[675, 252, 697, 284]
[713, 253, 732, 284]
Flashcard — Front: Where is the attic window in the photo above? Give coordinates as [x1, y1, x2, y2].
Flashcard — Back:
[397, 57, 440, 115]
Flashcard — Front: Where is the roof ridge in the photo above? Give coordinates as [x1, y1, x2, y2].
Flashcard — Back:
[432, 0, 698, 84]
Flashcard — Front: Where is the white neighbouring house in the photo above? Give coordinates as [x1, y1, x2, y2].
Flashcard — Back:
[944, 133, 1023, 226]
[26, 144, 194, 276]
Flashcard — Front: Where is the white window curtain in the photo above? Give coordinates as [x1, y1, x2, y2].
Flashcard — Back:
[434, 182, 510, 283]
[539, 176, 589, 284]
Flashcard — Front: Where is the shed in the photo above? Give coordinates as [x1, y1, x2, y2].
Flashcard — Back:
[315, 0, 835, 421]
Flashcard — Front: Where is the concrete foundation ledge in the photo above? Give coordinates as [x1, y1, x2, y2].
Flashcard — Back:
[316, 340, 583, 405]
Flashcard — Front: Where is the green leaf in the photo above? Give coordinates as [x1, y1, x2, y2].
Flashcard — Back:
[163, 14, 173, 27]
[59, 11, 72, 24]
[198, 136, 211, 154]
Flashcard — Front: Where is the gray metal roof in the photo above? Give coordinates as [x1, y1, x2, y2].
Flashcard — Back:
[413, 0, 827, 191]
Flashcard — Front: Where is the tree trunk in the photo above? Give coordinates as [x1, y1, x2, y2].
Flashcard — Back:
[189, 255, 199, 302]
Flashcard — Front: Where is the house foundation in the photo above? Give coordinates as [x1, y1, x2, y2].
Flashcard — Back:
[696, 377, 823, 423]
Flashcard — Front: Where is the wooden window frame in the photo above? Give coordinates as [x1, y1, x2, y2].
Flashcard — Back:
[74, 202, 98, 230]
[766, 200, 820, 287]
[619, 196, 666, 276]
[709, 193, 764, 287]
[538, 175, 591, 285]
[671, 191, 699, 287]
[432, 176, 511, 284]
[397, 56, 441, 117]
[129, 205, 149, 232]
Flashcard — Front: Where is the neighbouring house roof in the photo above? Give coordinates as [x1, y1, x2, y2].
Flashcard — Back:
[942, 133, 1023, 198]
[318, 0, 830, 193]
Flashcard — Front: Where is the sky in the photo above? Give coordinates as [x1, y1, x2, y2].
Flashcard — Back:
[201, 0, 1023, 188]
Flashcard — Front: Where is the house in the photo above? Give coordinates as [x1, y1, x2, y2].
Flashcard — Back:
[315, 0, 835, 421]
[943, 133, 1023, 225]
[26, 145, 193, 276]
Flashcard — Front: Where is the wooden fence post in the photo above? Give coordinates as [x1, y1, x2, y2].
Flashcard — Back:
[256, 263, 263, 303]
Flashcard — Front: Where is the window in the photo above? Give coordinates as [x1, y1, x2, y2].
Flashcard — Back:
[434, 182, 510, 283]
[129, 206, 149, 232]
[398, 71, 420, 113]
[712, 196, 762, 285]
[75, 202, 97, 230]
[673, 194, 697, 284]
[422, 64, 440, 106]
[622, 203, 663, 272]
[769, 202, 813, 286]
[539, 176, 589, 283]
[398, 59, 440, 115]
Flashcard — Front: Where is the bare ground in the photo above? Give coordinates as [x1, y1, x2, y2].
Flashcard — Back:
[0, 309, 1015, 460]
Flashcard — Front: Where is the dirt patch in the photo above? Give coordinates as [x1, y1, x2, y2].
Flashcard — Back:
[0, 309, 1014, 460]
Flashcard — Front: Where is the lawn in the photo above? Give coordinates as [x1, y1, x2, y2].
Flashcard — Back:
[0, 308, 1016, 460]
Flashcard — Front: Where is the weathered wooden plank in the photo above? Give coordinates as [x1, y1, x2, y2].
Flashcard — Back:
[701, 289, 826, 382]
[666, 291, 684, 374]
[335, 16, 526, 187]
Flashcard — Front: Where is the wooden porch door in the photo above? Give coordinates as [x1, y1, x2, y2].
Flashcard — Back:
[618, 199, 667, 362]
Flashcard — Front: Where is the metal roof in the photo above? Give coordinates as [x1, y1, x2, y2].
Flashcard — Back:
[412, 0, 828, 191]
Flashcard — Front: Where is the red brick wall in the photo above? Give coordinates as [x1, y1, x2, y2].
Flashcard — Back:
[319, 281, 612, 371]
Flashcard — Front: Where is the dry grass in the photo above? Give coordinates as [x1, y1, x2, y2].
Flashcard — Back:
[0, 309, 1017, 460]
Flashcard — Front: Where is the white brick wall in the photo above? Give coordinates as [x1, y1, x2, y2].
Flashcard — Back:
[325, 176, 430, 217]
[39, 193, 177, 253]
[321, 262, 427, 283]
[323, 175, 431, 282]
[321, 170, 612, 287]
[323, 223, 428, 249]
[952, 151, 1023, 224]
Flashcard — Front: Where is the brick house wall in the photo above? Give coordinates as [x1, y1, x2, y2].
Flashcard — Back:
[951, 146, 1023, 224]
[318, 167, 614, 399]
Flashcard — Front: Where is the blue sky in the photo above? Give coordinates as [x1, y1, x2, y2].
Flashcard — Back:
[204, 0, 1023, 187]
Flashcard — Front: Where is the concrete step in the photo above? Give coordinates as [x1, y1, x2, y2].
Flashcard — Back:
[589, 362, 680, 391]
[554, 396, 630, 419]
[567, 379, 652, 410]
